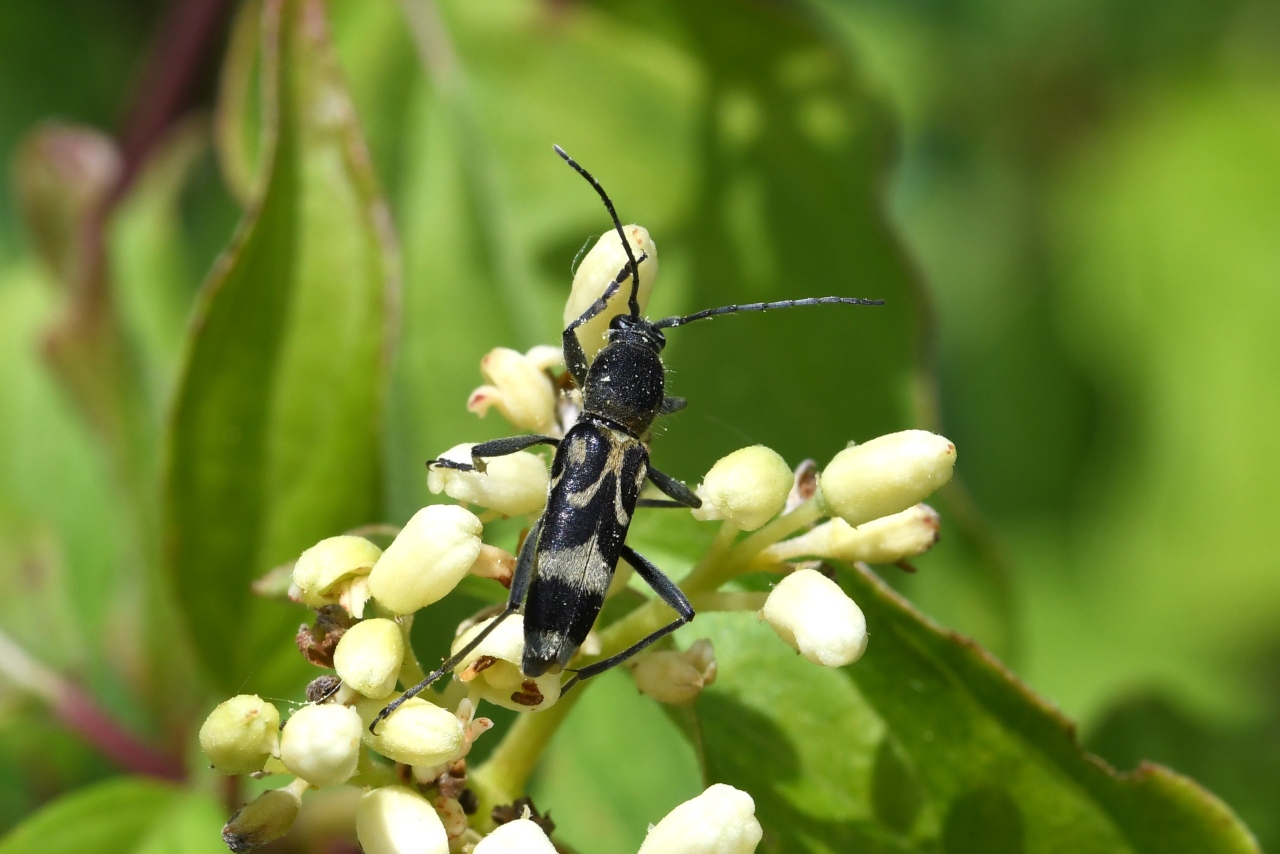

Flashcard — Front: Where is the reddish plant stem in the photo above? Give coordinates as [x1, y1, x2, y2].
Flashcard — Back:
[0, 629, 185, 781]
[54, 683, 186, 781]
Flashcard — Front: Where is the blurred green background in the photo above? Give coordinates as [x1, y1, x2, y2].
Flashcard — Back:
[0, 0, 1277, 851]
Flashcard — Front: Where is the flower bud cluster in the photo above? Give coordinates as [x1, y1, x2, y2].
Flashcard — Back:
[201, 203, 957, 854]
[691, 430, 953, 668]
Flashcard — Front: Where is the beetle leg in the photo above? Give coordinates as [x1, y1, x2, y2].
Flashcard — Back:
[426, 434, 560, 474]
[369, 521, 541, 733]
[562, 544, 694, 690]
[562, 253, 647, 386]
[646, 466, 701, 509]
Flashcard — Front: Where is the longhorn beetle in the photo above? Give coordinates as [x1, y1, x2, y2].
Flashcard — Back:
[371, 146, 883, 731]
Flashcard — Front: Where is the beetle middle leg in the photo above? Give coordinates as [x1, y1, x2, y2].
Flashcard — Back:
[646, 465, 701, 509]
[369, 521, 541, 733]
[561, 544, 694, 691]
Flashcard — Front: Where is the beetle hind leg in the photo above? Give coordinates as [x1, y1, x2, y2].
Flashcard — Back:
[561, 544, 694, 691]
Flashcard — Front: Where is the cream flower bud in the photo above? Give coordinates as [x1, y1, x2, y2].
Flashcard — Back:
[452, 615, 561, 712]
[474, 819, 558, 853]
[199, 695, 281, 775]
[760, 504, 941, 566]
[359, 696, 466, 767]
[292, 536, 382, 608]
[333, 618, 405, 699]
[761, 569, 867, 667]
[691, 446, 792, 531]
[356, 786, 449, 854]
[637, 784, 763, 854]
[563, 224, 657, 360]
[818, 430, 956, 526]
[470, 544, 517, 587]
[631, 639, 718, 705]
[427, 443, 550, 517]
[222, 788, 301, 853]
[278, 703, 362, 787]
[467, 346, 560, 434]
[369, 505, 483, 615]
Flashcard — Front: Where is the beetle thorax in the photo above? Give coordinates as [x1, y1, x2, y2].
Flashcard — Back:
[582, 334, 666, 436]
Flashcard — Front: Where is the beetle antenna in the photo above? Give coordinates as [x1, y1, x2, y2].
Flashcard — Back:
[654, 296, 885, 329]
[554, 145, 642, 317]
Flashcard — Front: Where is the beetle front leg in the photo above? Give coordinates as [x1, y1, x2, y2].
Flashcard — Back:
[426, 434, 560, 473]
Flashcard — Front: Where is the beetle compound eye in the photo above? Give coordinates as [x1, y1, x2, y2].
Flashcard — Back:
[562, 225, 657, 361]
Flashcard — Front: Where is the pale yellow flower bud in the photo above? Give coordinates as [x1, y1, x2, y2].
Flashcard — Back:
[427, 443, 550, 517]
[369, 505, 483, 615]
[760, 504, 941, 565]
[563, 224, 657, 360]
[199, 694, 281, 775]
[470, 544, 517, 587]
[467, 347, 559, 434]
[278, 704, 362, 787]
[474, 818, 558, 853]
[691, 446, 792, 531]
[818, 430, 955, 526]
[222, 788, 301, 853]
[630, 639, 718, 705]
[292, 536, 381, 609]
[333, 618, 405, 699]
[452, 615, 561, 712]
[358, 696, 466, 767]
[356, 785, 449, 854]
[637, 783, 763, 854]
[761, 569, 867, 667]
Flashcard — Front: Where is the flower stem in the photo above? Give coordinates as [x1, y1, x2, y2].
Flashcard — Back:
[469, 687, 584, 828]
[732, 498, 823, 563]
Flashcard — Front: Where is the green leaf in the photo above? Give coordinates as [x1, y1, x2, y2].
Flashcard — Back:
[686, 608, 925, 854]
[685, 563, 1259, 853]
[0, 777, 222, 854]
[845, 563, 1259, 852]
[163, 0, 398, 695]
[1086, 694, 1280, 854]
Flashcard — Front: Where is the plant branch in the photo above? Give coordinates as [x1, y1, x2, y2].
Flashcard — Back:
[0, 629, 184, 781]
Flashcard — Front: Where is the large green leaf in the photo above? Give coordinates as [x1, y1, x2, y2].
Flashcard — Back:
[164, 0, 398, 695]
[683, 562, 1259, 853]
[0, 777, 224, 854]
